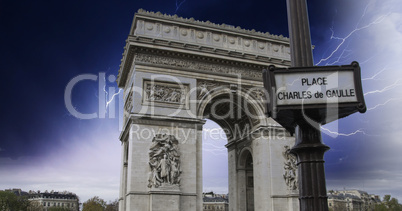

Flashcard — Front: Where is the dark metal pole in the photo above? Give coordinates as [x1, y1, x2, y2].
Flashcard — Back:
[286, 0, 330, 210]
[286, 0, 314, 67]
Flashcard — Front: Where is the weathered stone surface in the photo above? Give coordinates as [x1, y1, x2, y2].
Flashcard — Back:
[117, 9, 297, 211]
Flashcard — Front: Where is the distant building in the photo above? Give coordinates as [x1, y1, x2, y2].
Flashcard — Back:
[5, 188, 29, 196]
[327, 189, 381, 211]
[203, 192, 229, 211]
[27, 190, 80, 211]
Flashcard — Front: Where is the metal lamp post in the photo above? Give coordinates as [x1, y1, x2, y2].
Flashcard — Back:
[285, 0, 329, 210]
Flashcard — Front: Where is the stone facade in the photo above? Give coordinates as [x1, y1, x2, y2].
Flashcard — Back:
[117, 9, 297, 211]
[27, 190, 79, 211]
[327, 190, 381, 211]
[203, 192, 229, 211]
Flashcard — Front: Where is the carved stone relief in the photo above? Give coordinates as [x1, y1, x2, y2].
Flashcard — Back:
[123, 89, 133, 124]
[197, 80, 223, 100]
[143, 80, 188, 108]
[135, 53, 262, 79]
[124, 90, 133, 112]
[148, 134, 182, 188]
[242, 86, 267, 104]
[250, 89, 266, 102]
[283, 145, 298, 190]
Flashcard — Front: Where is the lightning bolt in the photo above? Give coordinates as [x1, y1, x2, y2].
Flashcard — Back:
[325, 43, 353, 66]
[317, 4, 401, 116]
[321, 127, 369, 137]
[362, 66, 387, 81]
[358, 53, 379, 66]
[360, 66, 402, 111]
[106, 88, 123, 109]
[367, 98, 402, 111]
[175, 0, 187, 13]
[364, 79, 402, 96]
[101, 74, 123, 110]
[316, 9, 390, 66]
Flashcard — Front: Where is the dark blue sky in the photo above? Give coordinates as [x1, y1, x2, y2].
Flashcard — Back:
[0, 0, 336, 158]
[1, 0, 401, 202]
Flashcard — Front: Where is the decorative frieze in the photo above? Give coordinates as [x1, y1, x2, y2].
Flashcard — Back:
[143, 80, 189, 109]
[135, 53, 262, 79]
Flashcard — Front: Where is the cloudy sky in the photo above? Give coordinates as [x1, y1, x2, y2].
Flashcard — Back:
[1, 0, 401, 204]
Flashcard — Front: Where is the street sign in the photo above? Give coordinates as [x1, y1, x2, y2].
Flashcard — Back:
[263, 61, 366, 131]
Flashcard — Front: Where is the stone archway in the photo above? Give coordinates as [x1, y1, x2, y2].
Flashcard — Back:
[116, 9, 299, 211]
[197, 87, 262, 211]
[238, 147, 254, 211]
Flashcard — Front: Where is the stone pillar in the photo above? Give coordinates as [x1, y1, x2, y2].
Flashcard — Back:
[227, 146, 238, 211]
[119, 141, 128, 211]
[125, 124, 150, 211]
[196, 125, 203, 211]
[237, 169, 247, 210]
[251, 129, 272, 210]
[120, 119, 202, 211]
[149, 191, 181, 211]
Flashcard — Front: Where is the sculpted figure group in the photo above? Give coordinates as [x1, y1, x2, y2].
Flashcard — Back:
[148, 134, 182, 188]
[145, 84, 184, 104]
[283, 145, 298, 190]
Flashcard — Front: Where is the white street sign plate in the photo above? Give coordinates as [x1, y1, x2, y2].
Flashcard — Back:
[274, 71, 358, 106]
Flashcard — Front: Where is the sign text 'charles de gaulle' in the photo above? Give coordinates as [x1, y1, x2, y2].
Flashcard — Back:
[263, 61, 366, 131]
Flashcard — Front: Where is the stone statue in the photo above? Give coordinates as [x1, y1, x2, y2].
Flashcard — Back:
[158, 154, 170, 184]
[283, 145, 298, 190]
[148, 134, 182, 188]
[148, 157, 162, 188]
[170, 157, 181, 184]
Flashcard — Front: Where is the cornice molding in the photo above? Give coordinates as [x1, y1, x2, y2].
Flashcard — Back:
[134, 9, 289, 42]
[117, 9, 291, 88]
[134, 49, 263, 78]
[117, 43, 290, 88]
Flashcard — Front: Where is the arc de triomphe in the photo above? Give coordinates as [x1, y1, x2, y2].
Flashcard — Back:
[116, 9, 299, 211]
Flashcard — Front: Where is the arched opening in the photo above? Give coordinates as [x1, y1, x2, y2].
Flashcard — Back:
[198, 87, 265, 142]
[198, 86, 264, 210]
[202, 119, 228, 195]
[239, 149, 254, 211]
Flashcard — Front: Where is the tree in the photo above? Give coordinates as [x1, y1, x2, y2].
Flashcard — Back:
[105, 199, 119, 211]
[0, 190, 30, 211]
[389, 198, 402, 211]
[375, 204, 388, 211]
[83, 196, 107, 211]
[375, 194, 402, 211]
